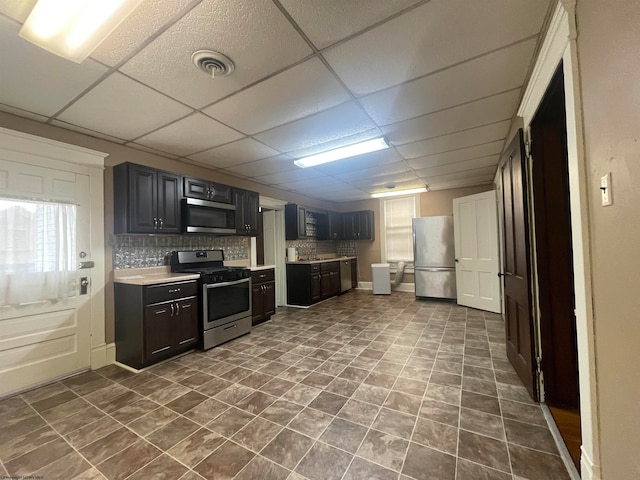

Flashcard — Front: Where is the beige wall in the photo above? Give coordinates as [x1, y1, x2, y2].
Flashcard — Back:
[341, 185, 492, 282]
[576, 0, 640, 477]
[0, 112, 337, 344]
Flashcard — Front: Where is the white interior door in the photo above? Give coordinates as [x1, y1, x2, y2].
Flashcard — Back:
[0, 159, 93, 396]
[262, 209, 286, 306]
[453, 190, 501, 313]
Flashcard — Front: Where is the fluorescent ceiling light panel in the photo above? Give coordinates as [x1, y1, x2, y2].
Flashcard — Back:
[371, 187, 427, 198]
[20, 0, 144, 63]
[294, 137, 389, 168]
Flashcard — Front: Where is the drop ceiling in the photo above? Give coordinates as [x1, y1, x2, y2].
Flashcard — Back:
[0, 0, 552, 203]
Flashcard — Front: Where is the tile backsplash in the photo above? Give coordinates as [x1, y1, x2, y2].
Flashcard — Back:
[112, 235, 249, 269]
[285, 239, 357, 259]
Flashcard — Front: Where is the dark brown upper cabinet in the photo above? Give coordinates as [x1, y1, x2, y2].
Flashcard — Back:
[234, 188, 259, 236]
[342, 210, 375, 240]
[285, 204, 307, 240]
[317, 211, 343, 240]
[183, 176, 233, 204]
[114, 163, 181, 234]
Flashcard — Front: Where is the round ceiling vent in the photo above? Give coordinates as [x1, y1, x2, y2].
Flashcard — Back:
[191, 50, 235, 77]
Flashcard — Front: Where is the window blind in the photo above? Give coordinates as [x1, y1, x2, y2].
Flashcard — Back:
[383, 196, 416, 264]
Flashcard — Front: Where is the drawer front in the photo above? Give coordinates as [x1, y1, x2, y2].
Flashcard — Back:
[310, 264, 320, 274]
[251, 269, 275, 284]
[145, 280, 198, 305]
[321, 261, 339, 272]
[203, 316, 251, 348]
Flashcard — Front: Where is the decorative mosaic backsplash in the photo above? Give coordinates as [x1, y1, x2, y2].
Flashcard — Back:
[112, 235, 249, 269]
[336, 240, 357, 257]
[285, 239, 357, 259]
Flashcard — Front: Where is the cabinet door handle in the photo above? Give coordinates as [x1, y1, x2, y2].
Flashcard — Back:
[181, 303, 192, 309]
[168, 288, 181, 293]
[153, 217, 158, 229]
[170, 303, 174, 316]
[155, 309, 167, 315]
[259, 274, 266, 278]
[175, 302, 180, 315]
[179, 337, 195, 345]
[152, 346, 171, 355]
[159, 218, 164, 229]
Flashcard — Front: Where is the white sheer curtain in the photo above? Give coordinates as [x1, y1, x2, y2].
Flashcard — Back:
[0, 198, 77, 306]
[383, 196, 416, 266]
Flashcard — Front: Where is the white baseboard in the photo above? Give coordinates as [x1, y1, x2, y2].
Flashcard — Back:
[357, 281, 415, 293]
[106, 343, 116, 364]
[580, 447, 601, 480]
[90, 342, 116, 369]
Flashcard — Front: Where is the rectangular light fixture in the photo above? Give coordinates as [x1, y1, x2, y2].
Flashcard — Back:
[371, 187, 428, 198]
[294, 137, 389, 168]
[20, 0, 144, 63]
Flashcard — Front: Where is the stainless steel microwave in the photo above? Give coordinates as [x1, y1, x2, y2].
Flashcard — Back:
[182, 198, 236, 234]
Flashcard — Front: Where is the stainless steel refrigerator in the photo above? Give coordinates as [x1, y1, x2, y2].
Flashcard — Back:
[412, 216, 457, 299]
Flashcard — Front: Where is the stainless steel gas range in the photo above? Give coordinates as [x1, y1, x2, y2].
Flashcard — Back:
[170, 249, 251, 350]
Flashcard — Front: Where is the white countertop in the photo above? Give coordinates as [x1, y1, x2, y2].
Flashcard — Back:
[114, 266, 200, 285]
[249, 265, 276, 271]
[286, 256, 357, 265]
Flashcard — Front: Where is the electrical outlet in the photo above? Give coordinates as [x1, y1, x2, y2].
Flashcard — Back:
[601, 172, 612, 206]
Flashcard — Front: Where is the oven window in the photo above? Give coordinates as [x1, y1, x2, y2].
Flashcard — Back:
[187, 205, 234, 229]
[206, 281, 250, 322]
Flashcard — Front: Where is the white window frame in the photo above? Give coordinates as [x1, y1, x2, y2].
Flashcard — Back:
[379, 194, 421, 273]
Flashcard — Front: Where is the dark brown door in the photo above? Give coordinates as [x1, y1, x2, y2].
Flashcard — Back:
[310, 273, 321, 303]
[251, 284, 264, 321]
[129, 164, 157, 233]
[531, 65, 580, 409]
[157, 171, 181, 233]
[263, 282, 276, 317]
[501, 129, 537, 400]
[144, 303, 173, 361]
[320, 272, 331, 300]
[173, 298, 198, 349]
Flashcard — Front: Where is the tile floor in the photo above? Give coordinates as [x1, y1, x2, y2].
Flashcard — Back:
[0, 291, 571, 480]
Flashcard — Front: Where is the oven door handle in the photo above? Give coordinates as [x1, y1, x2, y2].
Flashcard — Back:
[205, 277, 251, 289]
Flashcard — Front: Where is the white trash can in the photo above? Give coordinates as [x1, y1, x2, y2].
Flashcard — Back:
[371, 263, 391, 295]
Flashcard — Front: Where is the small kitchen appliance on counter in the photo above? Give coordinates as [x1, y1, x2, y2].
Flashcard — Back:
[171, 249, 251, 349]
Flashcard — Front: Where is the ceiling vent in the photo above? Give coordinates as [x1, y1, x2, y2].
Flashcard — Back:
[191, 50, 235, 78]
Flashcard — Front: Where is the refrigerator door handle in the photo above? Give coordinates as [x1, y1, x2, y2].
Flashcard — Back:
[415, 267, 455, 272]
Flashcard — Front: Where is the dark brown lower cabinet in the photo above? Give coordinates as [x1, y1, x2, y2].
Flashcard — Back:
[251, 269, 276, 326]
[115, 280, 199, 369]
[287, 261, 344, 306]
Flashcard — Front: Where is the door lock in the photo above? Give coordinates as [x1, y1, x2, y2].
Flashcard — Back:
[80, 277, 89, 295]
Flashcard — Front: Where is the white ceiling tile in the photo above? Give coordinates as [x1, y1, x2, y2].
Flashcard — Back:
[278, 0, 423, 49]
[326, 191, 370, 202]
[57, 72, 193, 140]
[50, 119, 127, 144]
[346, 171, 421, 188]
[126, 143, 180, 159]
[324, 0, 549, 96]
[135, 113, 243, 156]
[0, 18, 108, 116]
[364, 178, 426, 194]
[0, 0, 36, 22]
[421, 166, 497, 183]
[189, 137, 279, 169]
[427, 176, 495, 190]
[359, 39, 536, 126]
[381, 90, 520, 146]
[280, 177, 348, 192]
[415, 156, 499, 178]
[254, 102, 377, 152]
[313, 148, 403, 176]
[407, 142, 504, 169]
[396, 121, 511, 159]
[204, 58, 351, 134]
[119, 0, 312, 108]
[91, 0, 196, 66]
[254, 168, 326, 185]
[0, 103, 48, 122]
[223, 154, 296, 178]
[334, 161, 412, 182]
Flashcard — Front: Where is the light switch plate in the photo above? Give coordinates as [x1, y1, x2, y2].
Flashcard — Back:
[601, 172, 612, 206]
